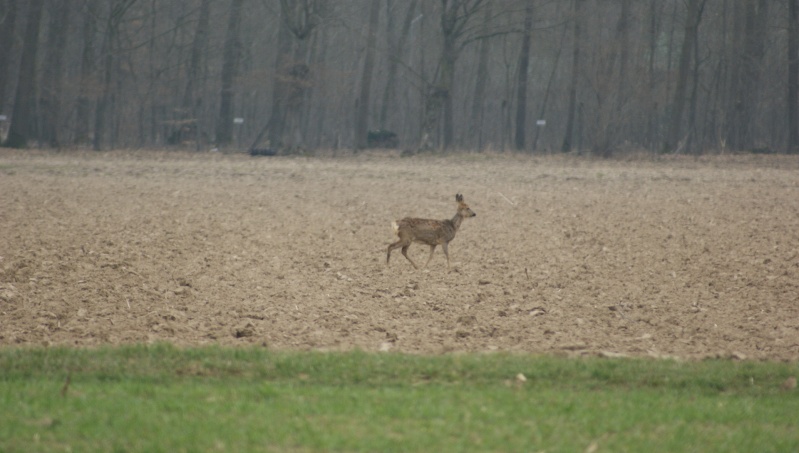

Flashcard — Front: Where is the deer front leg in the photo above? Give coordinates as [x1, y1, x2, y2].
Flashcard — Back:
[442, 242, 450, 268]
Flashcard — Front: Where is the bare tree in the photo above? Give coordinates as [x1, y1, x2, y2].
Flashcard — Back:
[420, 0, 488, 150]
[5, 0, 44, 148]
[354, 0, 381, 149]
[468, 1, 491, 150]
[216, 0, 244, 148]
[561, 0, 583, 152]
[252, 0, 326, 151]
[93, 0, 138, 150]
[74, 0, 99, 146]
[40, 0, 72, 148]
[532, 21, 568, 152]
[645, 0, 662, 149]
[0, 0, 18, 115]
[664, 0, 705, 153]
[604, 0, 631, 156]
[724, 0, 768, 151]
[791, 0, 799, 153]
[252, 9, 292, 150]
[180, 0, 211, 148]
[615, 0, 631, 120]
[183, 0, 211, 112]
[513, 0, 533, 151]
[2, 0, 792, 154]
[379, 0, 418, 132]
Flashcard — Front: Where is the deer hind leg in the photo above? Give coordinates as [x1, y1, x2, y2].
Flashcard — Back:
[423, 244, 437, 268]
[387, 239, 407, 266]
[388, 230, 419, 269]
[400, 244, 419, 269]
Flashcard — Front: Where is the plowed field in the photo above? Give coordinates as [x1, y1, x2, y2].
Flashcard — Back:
[2, 149, 798, 360]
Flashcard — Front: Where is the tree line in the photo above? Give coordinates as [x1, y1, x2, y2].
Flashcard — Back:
[0, 0, 797, 155]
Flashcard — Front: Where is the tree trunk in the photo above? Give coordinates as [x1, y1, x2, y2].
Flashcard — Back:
[704, 0, 728, 151]
[0, 0, 18, 114]
[310, 26, 328, 148]
[421, 48, 451, 150]
[561, 0, 582, 153]
[75, 0, 99, 146]
[354, 0, 380, 149]
[216, 0, 244, 147]
[40, 0, 72, 148]
[182, 0, 210, 149]
[279, 0, 328, 148]
[513, 0, 533, 151]
[533, 23, 567, 152]
[93, 18, 114, 151]
[741, 0, 768, 149]
[724, 0, 767, 151]
[686, 16, 702, 154]
[664, 0, 704, 152]
[254, 16, 294, 150]
[615, 0, 630, 117]
[4, 0, 44, 148]
[441, 34, 456, 149]
[604, 0, 630, 157]
[645, 0, 661, 149]
[380, 0, 417, 131]
[724, 1, 744, 151]
[421, 0, 486, 151]
[790, 0, 799, 153]
[93, 1, 139, 150]
[469, 1, 491, 150]
[183, 0, 210, 111]
[253, 0, 321, 151]
[145, 0, 159, 146]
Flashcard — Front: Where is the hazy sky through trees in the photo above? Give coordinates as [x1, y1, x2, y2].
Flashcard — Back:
[0, 0, 796, 154]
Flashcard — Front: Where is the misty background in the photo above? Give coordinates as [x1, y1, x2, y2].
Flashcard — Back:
[0, 0, 796, 155]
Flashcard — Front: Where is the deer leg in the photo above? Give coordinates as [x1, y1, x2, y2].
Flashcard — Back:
[423, 245, 437, 268]
[442, 242, 450, 268]
[387, 240, 407, 265]
[401, 244, 419, 269]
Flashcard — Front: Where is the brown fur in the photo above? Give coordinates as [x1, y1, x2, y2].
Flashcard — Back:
[386, 194, 476, 269]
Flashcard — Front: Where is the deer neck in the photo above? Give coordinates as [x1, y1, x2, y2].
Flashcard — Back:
[449, 212, 465, 232]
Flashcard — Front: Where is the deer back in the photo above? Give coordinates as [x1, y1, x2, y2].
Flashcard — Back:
[395, 218, 456, 245]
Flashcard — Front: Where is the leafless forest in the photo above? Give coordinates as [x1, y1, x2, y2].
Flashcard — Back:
[1, 0, 798, 155]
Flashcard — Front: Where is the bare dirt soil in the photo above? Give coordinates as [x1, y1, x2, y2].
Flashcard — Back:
[1, 149, 798, 360]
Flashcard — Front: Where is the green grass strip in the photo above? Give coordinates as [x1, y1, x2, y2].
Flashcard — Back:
[1, 344, 797, 452]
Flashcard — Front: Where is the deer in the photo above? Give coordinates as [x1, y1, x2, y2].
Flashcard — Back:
[386, 194, 476, 269]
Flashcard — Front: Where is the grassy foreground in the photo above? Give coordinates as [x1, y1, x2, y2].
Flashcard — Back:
[0, 345, 797, 452]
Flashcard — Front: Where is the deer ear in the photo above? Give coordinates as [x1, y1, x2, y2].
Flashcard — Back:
[456, 194, 463, 202]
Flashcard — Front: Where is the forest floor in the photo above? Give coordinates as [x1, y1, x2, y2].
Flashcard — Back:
[1, 148, 798, 360]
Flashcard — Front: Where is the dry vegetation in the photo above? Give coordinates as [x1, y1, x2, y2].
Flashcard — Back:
[1, 149, 798, 360]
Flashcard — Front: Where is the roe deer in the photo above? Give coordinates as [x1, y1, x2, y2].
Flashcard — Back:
[386, 194, 476, 269]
